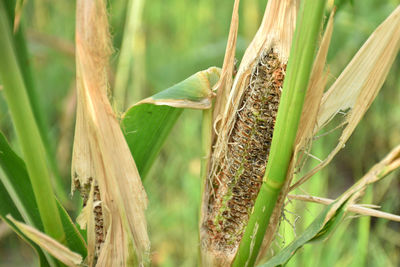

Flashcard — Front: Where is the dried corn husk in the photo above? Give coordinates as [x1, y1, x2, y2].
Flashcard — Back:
[7, 215, 83, 267]
[72, 0, 150, 265]
[291, 5, 400, 190]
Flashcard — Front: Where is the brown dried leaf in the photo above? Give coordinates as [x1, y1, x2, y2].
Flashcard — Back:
[212, 0, 240, 137]
[7, 215, 83, 267]
[292, 6, 400, 190]
[327, 144, 400, 220]
[72, 0, 150, 265]
[219, 0, 297, 137]
[288, 194, 400, 222]
[295, 10, 335, 151]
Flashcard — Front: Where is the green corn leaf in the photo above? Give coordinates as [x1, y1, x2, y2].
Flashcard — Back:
[258, 201, 347, 267]
[0, 132, 87, 259]
[0, 133, 43, 230]
[3, 0, 67, 204]
[0, 0, 64, 241]
[121, 67, 221, 178]
[56, 201, 87, 258]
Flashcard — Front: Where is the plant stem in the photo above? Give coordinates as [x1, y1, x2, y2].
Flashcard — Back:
[3, 0, 68, 205]
[114, 0, 145, 110]
[233, 1, 327, 265]
[0, 2, 65, 242]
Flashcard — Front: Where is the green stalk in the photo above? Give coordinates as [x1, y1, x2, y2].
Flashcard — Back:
[233, 1, 327, 265]
[114, 0, 145, 110]
[0, 2, 65, 242]
[3, 0, 68, 204]
[352, 186, 372, 267]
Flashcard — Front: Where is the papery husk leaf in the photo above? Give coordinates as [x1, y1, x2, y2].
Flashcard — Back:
[73, 0, 150, 265]
[212, 0, 240, 140]
[7, 215, 83, 267]
[291, 6, 400, 190]
[216, 0, 297, 144]
[96, 212, 127, 267]
[317, 6, 400, 129]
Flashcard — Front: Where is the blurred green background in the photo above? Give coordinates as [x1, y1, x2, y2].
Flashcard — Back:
[0, 0, 399, 266]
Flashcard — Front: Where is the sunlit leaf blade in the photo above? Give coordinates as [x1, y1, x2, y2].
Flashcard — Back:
[133, 67, 220, 109]
[258, 202, 346, 267]
[121, 67, 221, 178]
[0, 132, 87, 257]
[8, 216, 83, 267]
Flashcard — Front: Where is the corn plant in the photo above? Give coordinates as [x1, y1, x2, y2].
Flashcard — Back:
[0, 0, 399, 266]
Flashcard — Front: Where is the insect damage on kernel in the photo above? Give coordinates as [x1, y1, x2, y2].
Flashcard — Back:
[205, 47, 286, 251]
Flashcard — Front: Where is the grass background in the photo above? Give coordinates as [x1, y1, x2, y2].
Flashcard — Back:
[0, 0, 399, 266]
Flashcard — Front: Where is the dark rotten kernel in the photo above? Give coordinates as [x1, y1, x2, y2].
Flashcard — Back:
[205, 48, 286, 251]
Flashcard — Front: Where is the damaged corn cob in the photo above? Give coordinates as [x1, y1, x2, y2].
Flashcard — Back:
[205, 49, 285, 250]
[200, 0, 297, 265]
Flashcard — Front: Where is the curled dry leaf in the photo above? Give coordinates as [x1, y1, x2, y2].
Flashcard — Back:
[328, 144, 400, 218]
[291, 5, 400, 190]
[258, 144, 400, 267]
[72, 0, 150, 265]
[295, 9, 335, 160]
[212, 0, 240, 139]
[134, 67, 220, 109]
[7, 215, 83, 267]
[288, 194, 400, 222]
